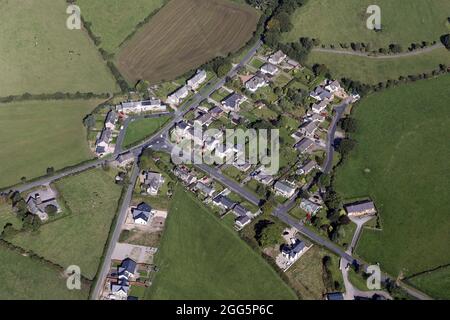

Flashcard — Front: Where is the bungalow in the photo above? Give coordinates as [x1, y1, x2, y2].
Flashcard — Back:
[167, 86, 189, 105]
[221, 93, 244, 112]
[274, 180, 297, 198]
[141, 171, 164, 195]
[195, 182, 215, 197]
[268, 50, 286, 65]
[310, 86, 333, 102]
[187, 70, 207, 90]
[281, 238, 306, 263]
[295, 138, 314, 153]
[311, 100, 329, 114]
[345, 200, 377, 217]
[104, 110, 118, 130]
[115, 152, 135, 167]
[245, 75, 267, 92]
[260, 63, 279, 76]
[212, 195, 236, 211]
[132, 202, 154, 225]
[235, 215, 251, 228]
[297, 160, 318, 175]
[299, 199, 322, 216]
[299, 121, 319, 137]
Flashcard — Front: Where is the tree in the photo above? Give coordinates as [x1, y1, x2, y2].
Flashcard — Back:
[46, 167, 55, 175]
[440, 34, 450, 50]
[336, 138, 356, 158]
[44, 204, 58, 216]
[339, 117, 357, 133]
[254, 219, 283, 248]
[83, 114, 96, 129]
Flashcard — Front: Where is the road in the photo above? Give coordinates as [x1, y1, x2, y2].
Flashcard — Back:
[91, 162, 140, 300]
[312, 43, 444, 59]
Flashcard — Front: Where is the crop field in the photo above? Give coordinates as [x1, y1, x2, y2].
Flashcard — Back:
[0, 246, 90, 300]
[7, 169, 123, 280]
[334, 75, 450, 286]
[145, 186, 297, 300]
[76, 0, 167, 54]
[116, 0, 260, 84]
[0, 99, 101, 189]
[0, 0, 117, 96]
[122, 115, 172, 148]
[306, 48, 450, 84]
[284, 0, 450, 48]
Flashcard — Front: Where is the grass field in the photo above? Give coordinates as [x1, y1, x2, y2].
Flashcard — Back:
[7, 169, 122, 280]
[306, 48, 450, 84]
[0, 203, 22, 231]
[284, 0, 450, 48]
[122, 116, 172, 148]
[0, 246, 90, 300]
[0, 99, 101, 188]
[76, 0, 167, 54]
[408, 266, 450, 300]
[334, 75, 450, 283]
[145, 186, 297, 300]
[116, 0, 260, 84]
[0, 0, 117, 96]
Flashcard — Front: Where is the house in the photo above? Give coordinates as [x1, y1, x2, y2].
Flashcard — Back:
[26, 188, 61, 221]
[174, 167, 197, 185]
[187, 70, 207, 90]
[260, 63, 279, 76]
[325, 80, 341, 93]
[299, 199, 322, 216]
[210, 106, 224, 118]
[232, 204, 251, 217]
[115, 152, 135, 167]
[230, 112, 242, 125]
[274, 181, 297, 198]
[111, 280, 130, 298]
[311, 100, 329, 114]
[167, 86, 189, 105]
[291, 131, 304, 142]
[252, 165, 274, 185]
[299, 121, 319, 137]
[286, 58, 301, 69]
[195, 182, 215, 197]
[235, 215, 251, 228]
[309, 113, 326, 123]
[326, 292, 345, 300]
[310, 86, 333, 102]
[221, 93, 244, 112]
[132, 202, 154, 225]
[281, 238, 306, 262]
[141, 171, 164, 195]
[117, 101, 140, 113]
[118, 258, 137, 280]
[212, 195, 235, 211]
[245, 76, 267, 92]
[104, 110, 118, 130]
[116, 100, 166, 114]
[194, 112, 213, 127]
[214, 144, 235, 160]
[268, 50, 286, 65]
[295, 137, 314, 153]
[297, 160, 318, 175]
[233, 161, 252, 172]
[345, 200, 377, 217]
[96, 128, 112, 155]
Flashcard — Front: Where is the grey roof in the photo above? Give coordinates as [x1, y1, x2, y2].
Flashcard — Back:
[311, 86, 332, 100]
[195, 182, 214, 196]
[117, 152, 134, 163]
[326, 292, 344, 300]
[105, 110, 117, 124]
[295, 138, 314, 153]
[213, 195, 235, 210]
[233, 204, 250, 217]
[187, 70, 207, 87]
[221, 93, 243, 110]
[210, 106, 224, 117]
[96, 145, 106, 154]
[345, 201, 376, 214]
[118, 258, 136, 279]
[235, 215, 251, 226]
[274, 181, 296, 195]
[245, 76, 266, 91]
[141, 99, 161, 106]
[300, 121, 319, 135]
[269, 50, 286, 64]
[111, 279, 130, 294]
[299, 199, 321, 215]
[169, 86, 189, 99]
[298, 160, 317, 175]
[97, 128, 112, 145]
[282, 239, 305, 259]
[132, 202, 152, 222]
[260, 63, 278, 74]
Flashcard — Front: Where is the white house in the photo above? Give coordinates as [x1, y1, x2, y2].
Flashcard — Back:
[131, 202, 154, 225]
[245, 76, 267, 92]
[311, 100, 329, 114]
[345, 200, 377, 217]
[187, 70, 207, 90]
[274, 181, 297, 198]
[141, 171, 164, 195]
[260, 63, 279, 76]
[268, 50, 286, 65]
[167, 86, 189, 105]
[95, 128, 112, 155]
[325, 80, 342, 93]
[281, 238, 307, 263]
[116, 99, 166, 114]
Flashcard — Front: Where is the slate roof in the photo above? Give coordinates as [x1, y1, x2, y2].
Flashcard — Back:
[295, 138, 314, 153]
[221, 93, 243, 110]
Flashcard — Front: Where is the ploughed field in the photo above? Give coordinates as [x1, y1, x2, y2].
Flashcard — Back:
[116, 0, 260, 84]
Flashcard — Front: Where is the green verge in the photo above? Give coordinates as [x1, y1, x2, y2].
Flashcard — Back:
[145, 186, 297, 300]
[334, 75, 450, 282]
[122, 115, 172, 149]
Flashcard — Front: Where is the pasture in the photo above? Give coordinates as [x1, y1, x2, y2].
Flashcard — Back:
[7, 169, 123, 280]
[0, 0, 117, 96]
[284, 0, 450, 48]
[306, 48, 450, 84]
[145, 186, 297, 300]
[0, 99, 101, 189]
[334, 75, 450, 283]
[408, 266, 450, 300]
[76, 0, 167, 54]
[122, 115, 172, 148]
[116, 0, 260, 84]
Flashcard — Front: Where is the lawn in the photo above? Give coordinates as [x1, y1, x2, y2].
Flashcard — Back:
[76, 0, 167, 54]
[6, 169, 123, 280]
[408, 266, 450, 300]
[0, 246, 90, 300]
[334, 75, 450, 283]
[284, 0, 450, 48]
[0, 99, 102, 188]
[116, 0, 260, 84]
[145, 186, 297, 299]
[306, 48, 450, 84]
[0, 0, 117, 96]
[122, 115, 172, 148]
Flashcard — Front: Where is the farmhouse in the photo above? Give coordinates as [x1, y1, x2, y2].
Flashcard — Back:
[26, 188, 61, 221]
[299, 199, 322, 216]
[281, 238, 307, 263]
[245, 75, 267, 92]
[274, 181, 297, 198]
[104, 110, 118, 130]
[187, 69, 207, 90]
[297, 160, 318, 175]
[141, 171, 165, 195]
[295, 138, 314, 153]
[167, 86, 189, 105]
[132, 202, 154, 225]
[268, 50, 286, 65]
[221, 93, 244, 112]
[260, 63, 279, 76]
[345, 200, 377, 217]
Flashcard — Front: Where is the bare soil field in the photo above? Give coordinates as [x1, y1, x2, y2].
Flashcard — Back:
[116, 0, 259, 84]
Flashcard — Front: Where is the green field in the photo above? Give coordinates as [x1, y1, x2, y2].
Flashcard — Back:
[0, 203, 22, 231]
[146, 186, 297, 300]
[0, 246, 90, 300]
[122, 116, 172, 148]
[334, 75, 450, 283]
[76, 0, 167, 54]
[306, 48, 450, 84]
[408, 266, 450, 300]
[0, 0, 117, 96]
[284, 0, 450, 48]
[7, 169, 122, 280]
[0, 99, 101, 188]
